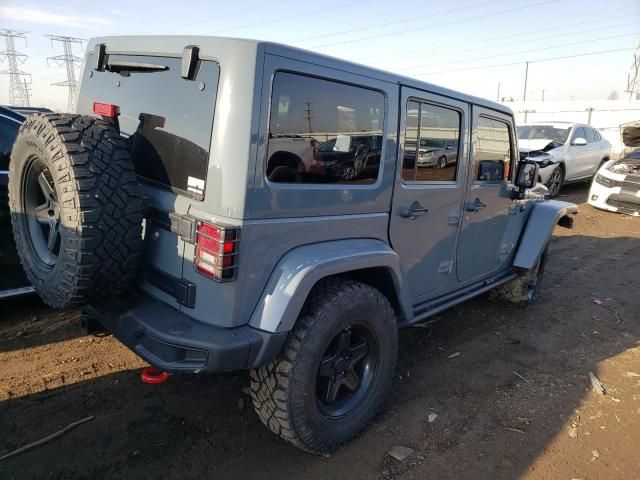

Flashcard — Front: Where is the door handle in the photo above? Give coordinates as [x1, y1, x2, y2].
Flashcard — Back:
[400, 201, 428, 220]
[466, 197, 487, 213]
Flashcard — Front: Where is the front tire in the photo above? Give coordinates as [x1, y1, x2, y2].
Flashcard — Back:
[490, 248, 548, 306]
[250, 279, 398, 453]
[546, 166, 564, 198]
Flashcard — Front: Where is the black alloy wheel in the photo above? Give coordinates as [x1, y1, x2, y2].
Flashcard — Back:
[22, 157, 61, 267]
[316, 324, 379, 418]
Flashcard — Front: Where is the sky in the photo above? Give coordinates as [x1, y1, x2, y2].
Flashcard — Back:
[1, 0, 639, 111]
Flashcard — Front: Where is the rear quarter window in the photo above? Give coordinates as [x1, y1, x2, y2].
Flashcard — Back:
[266, 72, 385, 185]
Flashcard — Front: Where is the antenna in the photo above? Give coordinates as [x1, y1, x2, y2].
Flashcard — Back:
[0, 29, 31, 107]
[46, 35, 85, 112]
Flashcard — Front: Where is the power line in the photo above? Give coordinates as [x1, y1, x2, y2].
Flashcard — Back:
[371, 16, 637, 64]
[294, 0, 509, 43]
[402, 32, 640, 73]
[416, 47, 637, 76]
[0, 29, 31, 107]
[310, 0, 559, 49]
[355, 3, 637, 61]
[46, 35, 85, 112]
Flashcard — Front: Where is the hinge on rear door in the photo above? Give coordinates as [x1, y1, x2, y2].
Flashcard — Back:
[169, 212, 196, 243]
[438, 260, 454, 274]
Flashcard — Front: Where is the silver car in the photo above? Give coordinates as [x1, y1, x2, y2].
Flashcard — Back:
[517, 122, 611, 197]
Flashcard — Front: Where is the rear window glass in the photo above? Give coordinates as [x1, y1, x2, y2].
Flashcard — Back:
[78, 54, 219, 200]
[266, 72, 385, 185]
[402, 100, 460, 182]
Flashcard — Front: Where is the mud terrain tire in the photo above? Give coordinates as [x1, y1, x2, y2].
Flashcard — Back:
[490, 248, 548, 306]
[9, 113, 144, 308]
[250, 279, 398, 453]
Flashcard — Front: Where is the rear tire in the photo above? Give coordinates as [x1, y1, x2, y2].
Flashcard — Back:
[490, 248, 548, 306]
[250, 279, 398, 453]
[8, 113, 144, 308]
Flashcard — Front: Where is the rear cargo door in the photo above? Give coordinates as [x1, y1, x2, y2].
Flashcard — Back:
[77, 52, 219, 308]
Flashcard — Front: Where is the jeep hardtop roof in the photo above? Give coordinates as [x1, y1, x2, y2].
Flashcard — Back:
[85, 35, 512, 116]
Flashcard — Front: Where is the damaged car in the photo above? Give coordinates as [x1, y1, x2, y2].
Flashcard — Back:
[518, 122, 611, 197]
[588, 123, 640, 216]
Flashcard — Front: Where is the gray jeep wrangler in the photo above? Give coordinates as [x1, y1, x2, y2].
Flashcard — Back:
[8, 36, 578, 453]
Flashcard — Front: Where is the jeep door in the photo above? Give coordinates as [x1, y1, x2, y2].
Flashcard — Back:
[456, 107, 526, 282]
[389, 88, 469, 301]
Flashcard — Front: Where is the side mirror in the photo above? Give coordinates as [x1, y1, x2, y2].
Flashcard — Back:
[515, 160, 539, 191]
[572, 137, 587, 146]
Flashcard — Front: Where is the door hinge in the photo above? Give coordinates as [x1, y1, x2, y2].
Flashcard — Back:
[438, 260, 454, 274]
[447, 211, 461, 226]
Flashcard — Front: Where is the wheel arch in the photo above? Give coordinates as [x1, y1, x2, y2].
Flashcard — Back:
[513, 200, 579, 269]
[248, 239, 412, 333]
[266, 151, 304, 175]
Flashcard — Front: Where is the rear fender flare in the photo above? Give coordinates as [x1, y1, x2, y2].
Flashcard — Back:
[248, 239, 411, 333]
[513, 200, 579, 269]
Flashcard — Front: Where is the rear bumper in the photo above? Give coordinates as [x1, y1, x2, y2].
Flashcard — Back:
[85, 293, 288, 373]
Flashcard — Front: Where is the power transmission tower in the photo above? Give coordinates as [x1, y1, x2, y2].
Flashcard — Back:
[624, 40, 640, 102]
[0, 29, 31, 107]
[46, 35, 85, 112]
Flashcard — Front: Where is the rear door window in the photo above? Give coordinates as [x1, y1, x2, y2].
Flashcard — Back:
[401, 100, 460, 182]
[585, 128, 597, 143]
[266, 72, 384, 185]
[78, 55, 219, 200]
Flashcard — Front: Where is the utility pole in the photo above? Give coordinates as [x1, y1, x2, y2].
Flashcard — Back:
[541, 89, 545, 102]
[46, 35, 85, 112]
[0, 29, 31, 107]
[304, 98, 313, 134]
[522, 61, 529, 103]
[496, 82, 501, 102]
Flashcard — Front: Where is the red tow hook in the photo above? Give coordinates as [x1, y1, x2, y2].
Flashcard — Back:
[140, 367, 172, 384]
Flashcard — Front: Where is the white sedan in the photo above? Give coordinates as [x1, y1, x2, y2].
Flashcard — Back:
[517, 122, 611, 197]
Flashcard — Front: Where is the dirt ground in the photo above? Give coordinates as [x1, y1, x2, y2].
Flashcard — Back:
[1, 183, 639, 480]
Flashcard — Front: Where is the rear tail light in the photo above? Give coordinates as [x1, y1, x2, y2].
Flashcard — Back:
[194, 222, 239, 282]
[93, 101, 118, 118]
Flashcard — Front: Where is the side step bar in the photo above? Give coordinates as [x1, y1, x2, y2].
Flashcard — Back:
[0, 286, 36, 300]
[399, 271, 518, 327]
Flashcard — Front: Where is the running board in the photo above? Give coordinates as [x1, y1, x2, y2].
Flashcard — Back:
[399, 272, 518, 327]
[0, 286, 36, 300]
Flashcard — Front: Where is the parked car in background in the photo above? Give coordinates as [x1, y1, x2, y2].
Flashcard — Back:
[517, 121, 611, 197]
[588, 123, 640, 216]
[310, 134, 382, 181]
[416, 138, 458, 168]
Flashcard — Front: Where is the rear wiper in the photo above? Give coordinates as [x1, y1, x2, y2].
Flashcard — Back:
[105, 61, 169, 75]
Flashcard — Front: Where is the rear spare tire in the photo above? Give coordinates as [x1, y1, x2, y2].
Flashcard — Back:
[8, 113, 144, 308]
